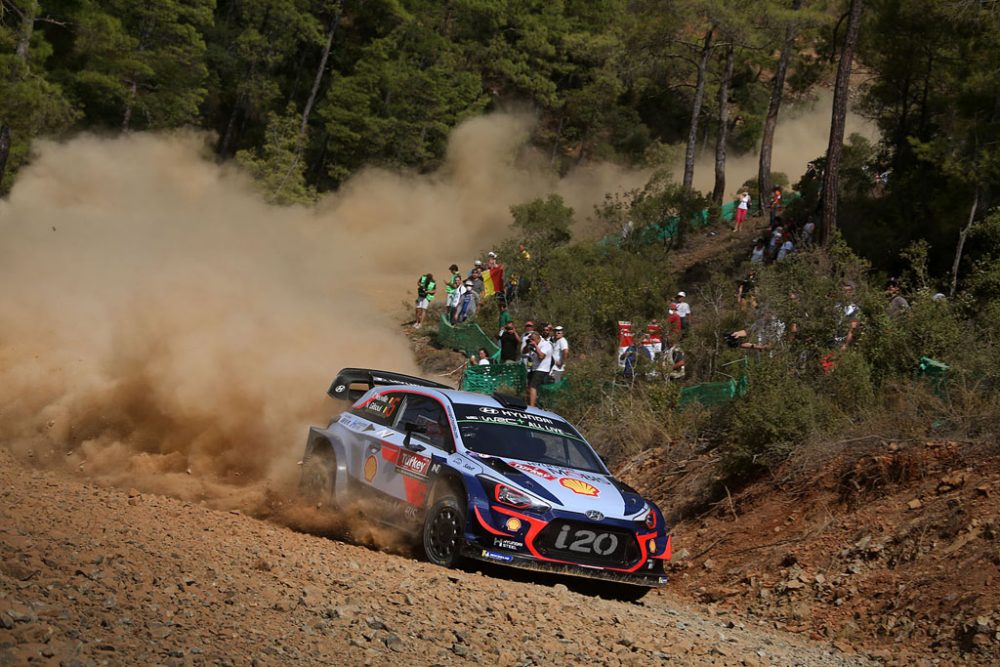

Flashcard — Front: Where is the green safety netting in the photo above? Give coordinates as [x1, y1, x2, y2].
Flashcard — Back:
[538, 377, 569, 398]
[678, 369, 749, 408]
[916, 356, 949, 397]
[461, 363, 527, 394]
[437, 314, 500, 359]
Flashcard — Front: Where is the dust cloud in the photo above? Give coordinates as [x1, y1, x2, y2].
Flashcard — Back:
[0, 113, 642, 522]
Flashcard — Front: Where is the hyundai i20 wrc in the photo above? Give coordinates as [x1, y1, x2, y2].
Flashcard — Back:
[299, 368, 673, 599]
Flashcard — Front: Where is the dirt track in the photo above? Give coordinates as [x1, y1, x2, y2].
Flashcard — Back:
[0, 448, 876, 667]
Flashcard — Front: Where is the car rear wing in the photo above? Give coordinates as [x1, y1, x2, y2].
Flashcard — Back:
[327, 368, 453, 402]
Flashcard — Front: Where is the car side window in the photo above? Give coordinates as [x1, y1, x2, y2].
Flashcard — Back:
[351, 392, 404, 426]
[396, 394, 455, 452]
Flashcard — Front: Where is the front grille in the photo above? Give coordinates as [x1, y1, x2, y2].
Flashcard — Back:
[535, 520, 640, 568]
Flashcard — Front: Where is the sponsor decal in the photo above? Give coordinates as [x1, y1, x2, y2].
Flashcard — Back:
[363, 455, 378, 482]
[476, 406, 555, 425]
[396, 450, 431, 479]
[365, 395, 401, 420]
[481, 549, 513, 563]
[585, 510, 605, 521]
[560, 478, 599, 497]
[493, 538, 524, 550]
[504, 517, 522, 532]
[658, 576, 669, 584]
[508, 461, 556, 481]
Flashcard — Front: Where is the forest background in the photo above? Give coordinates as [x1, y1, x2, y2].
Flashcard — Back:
[3, 0, 1000, 486]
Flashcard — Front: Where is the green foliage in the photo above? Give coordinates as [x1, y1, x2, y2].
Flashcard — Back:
[235, 103, 318, 205]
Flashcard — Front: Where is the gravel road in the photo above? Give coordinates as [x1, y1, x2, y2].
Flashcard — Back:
[0, 449, 874, 666]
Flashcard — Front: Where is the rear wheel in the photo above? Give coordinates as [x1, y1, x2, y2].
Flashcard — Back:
[422, 490, 466, 567]
[299, 446, 337, 508]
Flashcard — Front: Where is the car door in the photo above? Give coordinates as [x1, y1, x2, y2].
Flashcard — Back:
[375, 393, 455, 509]
[349, 391, 407, 493]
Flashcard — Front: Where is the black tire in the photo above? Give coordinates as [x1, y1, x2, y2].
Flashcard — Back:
[299, 446, 336, 508]
[422, 490, 466, 568]
[606, 585, 651, 603]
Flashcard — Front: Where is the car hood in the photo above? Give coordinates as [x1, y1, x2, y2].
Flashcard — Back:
[489, 457, 644, 520]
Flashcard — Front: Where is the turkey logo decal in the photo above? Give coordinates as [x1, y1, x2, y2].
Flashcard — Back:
[560, 477, 599, 497]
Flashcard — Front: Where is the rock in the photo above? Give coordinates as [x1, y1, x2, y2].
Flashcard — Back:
[127, 488, 141, 498]
[452, 643, 468, 657]
[784, 580, 806, 591]
[907, 499, 923, 510]
[384, 634, 404, 652]
[703, 558, 715, 571]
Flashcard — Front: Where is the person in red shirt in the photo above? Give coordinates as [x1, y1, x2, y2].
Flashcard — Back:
[769, 185, 783, 230]
[666, 304, 682, 339]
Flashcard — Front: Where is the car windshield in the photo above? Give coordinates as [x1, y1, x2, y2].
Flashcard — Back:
[453, 405, 607, 473]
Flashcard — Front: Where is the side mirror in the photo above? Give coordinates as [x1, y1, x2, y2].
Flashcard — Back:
[403, 422, 427, 451]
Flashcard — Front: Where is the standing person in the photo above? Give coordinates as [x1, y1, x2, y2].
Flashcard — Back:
[467, 259, 483, 279]
[456, 279, 479, 322]
[414, 273, 436, 329]
[734, 190, 750, 232]
[499, 322, 521, 363]
[550, 326, 569, 381]
[769, 185, 783, 230]
[497, 298, 511, 336]
[472, 348, 490, 365]
[470, 267, 485, 298]
[675, 291, 691, 333]
[666, 304, 682, 339]
[525, 332, 553, 407]
[445, 264, 462, 323]
[521, 321, 536, 369]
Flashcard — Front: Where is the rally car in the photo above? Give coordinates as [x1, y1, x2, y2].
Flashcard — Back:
[299, 368, 672, 599]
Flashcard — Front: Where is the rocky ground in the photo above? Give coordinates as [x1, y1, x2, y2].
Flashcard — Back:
[1, 447, 875, 667]
[620, 439, 1000, 666]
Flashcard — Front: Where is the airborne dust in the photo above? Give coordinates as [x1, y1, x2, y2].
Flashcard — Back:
[0, 103, 868, 529]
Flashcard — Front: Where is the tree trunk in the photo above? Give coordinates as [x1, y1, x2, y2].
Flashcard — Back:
[218, 92, 244, 157]
[949, 189, 979, 297]
[0, 125, 11, 184]
[683, 26, 714, 192]
[757, 0, 800, 215]
[712, 44, 735, 206]
[819, 0, 864, 246]
[301, 5, 343, 136]
[122, 80, 138, 132]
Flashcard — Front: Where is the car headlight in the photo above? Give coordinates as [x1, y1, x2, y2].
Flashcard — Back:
[634, 504, 657, 530]
[478, 476, 550, 513]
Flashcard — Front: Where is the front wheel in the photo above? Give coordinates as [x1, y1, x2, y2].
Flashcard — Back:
[422, 493, 466, 567]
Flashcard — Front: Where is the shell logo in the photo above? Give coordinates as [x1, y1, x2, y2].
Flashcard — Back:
[559, 477, 599, 497]
[363, 455, 378, 482]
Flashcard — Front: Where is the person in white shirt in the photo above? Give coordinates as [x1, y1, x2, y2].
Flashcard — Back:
[525, 332, 553, 407]
[675, 291, 691, 333]
[550, 326, 569, 380]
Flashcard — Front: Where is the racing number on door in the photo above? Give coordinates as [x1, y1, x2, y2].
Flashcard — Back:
[554, 526, 619, 555]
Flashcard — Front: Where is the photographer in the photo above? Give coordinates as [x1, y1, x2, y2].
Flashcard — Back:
[414, 273, 436, 329]
[525, 331, 553, 407]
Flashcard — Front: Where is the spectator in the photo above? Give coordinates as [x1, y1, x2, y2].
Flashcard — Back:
[768, 225, 783, 261]
[525, 332, 554, 407]
[726, 308, 787, 351]
[750, 238, 766, 265]
[666, 304, 682, 339]
[769, 185, 783, 230]
[663, 337, 686, 380]
[467, 259, 483, 279]
[519, 243, 532, 261]
[497, 298, 511, 335]
[734, 190, 750, 232]
[542, 322, 554, 341]
[499, 322, 521, 363]
[801, 220, 816, 248]
[456, 279, 479, 323]
[675, 291, 691, 332]
[486, 251, 499, 269]
[445, 264, 462, 323]
[777, 234, 795, 261]
[520, 321, 536, 368]
[551, 325, 569, 381]
[833, 280, 860, 350]
[414, 273, 436, 329]
[886, 277, 910, 318]
[619, 339, 651, 381]
[470, 267, 485, 298]
[471, 348, 490, 366]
